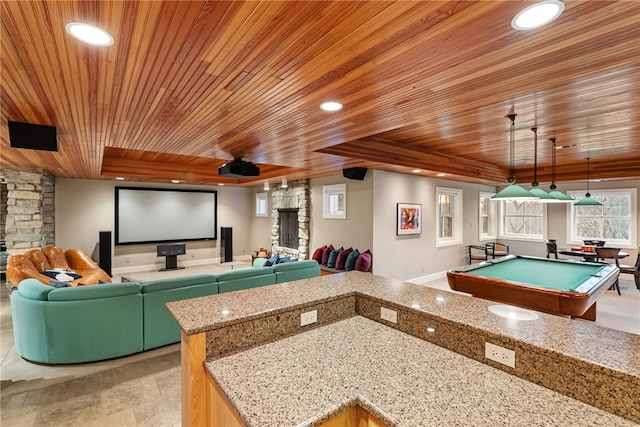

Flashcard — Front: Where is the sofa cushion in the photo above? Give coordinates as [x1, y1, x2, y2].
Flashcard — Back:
[321, 245, 334, 265]
[25, 249, 51, 272]
[141, 274, 218, 293]
[335, 248, 352, 270]
[326, 247, 343, 268]
[253, 257, 268, 268]
[311, 246, 326, 263]
[43, 246, 72, 270]
[355, 249, 372, 272]
[16, 278, 54, 300]
[48, 282, 141, 301]
[217, 266, 274, 282]
[345, 249, 360, 271]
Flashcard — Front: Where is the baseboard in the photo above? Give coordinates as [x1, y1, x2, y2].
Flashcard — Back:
[406, 270, 447, 285]
[112, 255, 252, 275]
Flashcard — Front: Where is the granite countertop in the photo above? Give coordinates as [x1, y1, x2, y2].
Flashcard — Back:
[207, 316, 637, 427]
[167, 271, 640, 379]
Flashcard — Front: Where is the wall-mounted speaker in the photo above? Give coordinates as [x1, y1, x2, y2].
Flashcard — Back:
[342, 167, 368, 180]
[8, 120, 58, 151]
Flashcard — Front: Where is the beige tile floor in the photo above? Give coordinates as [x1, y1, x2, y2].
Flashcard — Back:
[1, 271, 638, 426]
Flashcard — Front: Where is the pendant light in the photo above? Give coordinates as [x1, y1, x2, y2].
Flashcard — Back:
[491, 109, 539, 201]
[574, 157, 603, 206]
[546, 137, 574, 202]
[528, 127, 555, 201]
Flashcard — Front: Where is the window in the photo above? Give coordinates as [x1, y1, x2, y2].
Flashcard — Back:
[255, 192, 268, 217]
[567, 188, 636, 247]
[499, 200, 545, 241]
[479, 192, 497, 240]
[323, 184, 346, 219]
[436, 187, 463, 247]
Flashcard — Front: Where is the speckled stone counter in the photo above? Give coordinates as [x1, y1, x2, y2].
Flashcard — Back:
[167, 271, 640, 425]
[207, 316, 636, 426]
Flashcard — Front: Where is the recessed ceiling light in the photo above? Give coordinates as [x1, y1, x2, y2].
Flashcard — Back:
[218, 183, 225, 186]
[171, 180, 181, 184]
[65, 22, 114, 46]
[320, 101, 343, 112]
[511, 0, 564, 30]
[436, 173, 446, 177]
[412, 169, 421, 174]
[115, 177, 125, 181]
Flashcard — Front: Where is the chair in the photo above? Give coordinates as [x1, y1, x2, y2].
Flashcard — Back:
[594, 247, 622, 295]
[467, 245, 488, 264]
[486, 242, 509, 260]
[618, 247, 640, 291]
[545, 240, 558, 259]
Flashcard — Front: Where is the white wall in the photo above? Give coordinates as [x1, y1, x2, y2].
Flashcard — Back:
[249, 186, 272, 251]
[372, 170, 496, 281]
[309, 174, 374, 256]
[55, 179, 252, 273]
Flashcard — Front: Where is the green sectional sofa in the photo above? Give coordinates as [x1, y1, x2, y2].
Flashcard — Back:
[11, 280, 144, 364]
[10, 260, 320, 364]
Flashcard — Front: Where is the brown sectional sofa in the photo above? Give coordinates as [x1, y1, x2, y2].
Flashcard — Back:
[6, 245, 111, 287]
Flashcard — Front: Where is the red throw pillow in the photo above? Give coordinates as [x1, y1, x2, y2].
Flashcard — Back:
[312, 245, 326, 263]
[355, 250, 372, 272]
[321, 245, 334, 265]
[335, 247, 353, 270]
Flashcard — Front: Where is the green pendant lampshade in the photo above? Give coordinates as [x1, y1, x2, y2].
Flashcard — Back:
[492, 110, 539, 201]
[574, 157, 603, 206]
[545, 137, 574, 202]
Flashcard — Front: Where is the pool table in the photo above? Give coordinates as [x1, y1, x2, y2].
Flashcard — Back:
[447, 255, 619, 320]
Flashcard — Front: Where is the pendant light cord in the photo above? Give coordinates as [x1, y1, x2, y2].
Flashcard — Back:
[506, 112, 517, 183]
[549, 138, 557, 190]
[531, 127, 538, 186]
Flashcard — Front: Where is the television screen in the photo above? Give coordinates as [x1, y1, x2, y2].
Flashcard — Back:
[115, 187, 217, 245]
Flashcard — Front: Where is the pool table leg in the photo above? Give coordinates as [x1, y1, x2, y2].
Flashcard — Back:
[574, 302, 597, 321]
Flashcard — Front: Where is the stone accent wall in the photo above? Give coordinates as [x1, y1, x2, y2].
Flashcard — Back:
[271, 179, 310, 259]
[0, 167, 55, 254]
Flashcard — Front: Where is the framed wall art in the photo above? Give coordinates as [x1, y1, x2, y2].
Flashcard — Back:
[397, 203, 422, 235]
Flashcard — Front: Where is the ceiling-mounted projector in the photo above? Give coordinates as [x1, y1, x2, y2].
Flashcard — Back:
[218, 157, 260, 178]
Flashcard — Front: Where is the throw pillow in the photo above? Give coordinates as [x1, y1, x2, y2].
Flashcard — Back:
[326, 247, 343, 268]
[264, 253, 280, 266]
[335, 247, 353, 270]
[355, 249, 372, 272]
[42, 269, 82, 282]
[321, 245, 334, 265]
[345, 248, 360, 271]
[311, 245, 326, 263]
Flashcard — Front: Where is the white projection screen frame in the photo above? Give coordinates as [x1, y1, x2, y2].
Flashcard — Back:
[115, 187, 217, 245]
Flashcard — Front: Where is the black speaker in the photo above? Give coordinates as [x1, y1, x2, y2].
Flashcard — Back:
[157, 244, 186, 257]
[220, 227, 233, 263]
[98, 231, 112, 277]
[342, 167, 367, 180]
[8, 120, 58, 151]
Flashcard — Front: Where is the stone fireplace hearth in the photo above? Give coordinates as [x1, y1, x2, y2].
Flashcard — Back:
[270, 180, 309, 259]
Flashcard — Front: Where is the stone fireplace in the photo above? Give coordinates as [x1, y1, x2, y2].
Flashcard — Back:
[270, 179, 309, 259]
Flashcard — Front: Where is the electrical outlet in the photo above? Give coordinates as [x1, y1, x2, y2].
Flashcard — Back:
[125, 257, 130, 264]
[300, 310, 317, 326]
[485, 342, 515, 368]
[380, 307, 397, 323]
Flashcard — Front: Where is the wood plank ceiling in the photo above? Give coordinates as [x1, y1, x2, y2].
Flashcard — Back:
[1, 1, 639, 187]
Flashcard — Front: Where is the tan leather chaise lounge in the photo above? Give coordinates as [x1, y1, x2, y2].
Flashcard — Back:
[7, 245, 111, 287]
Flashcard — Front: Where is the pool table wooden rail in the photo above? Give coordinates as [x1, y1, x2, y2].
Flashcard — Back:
[447, 256, 620, 320]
